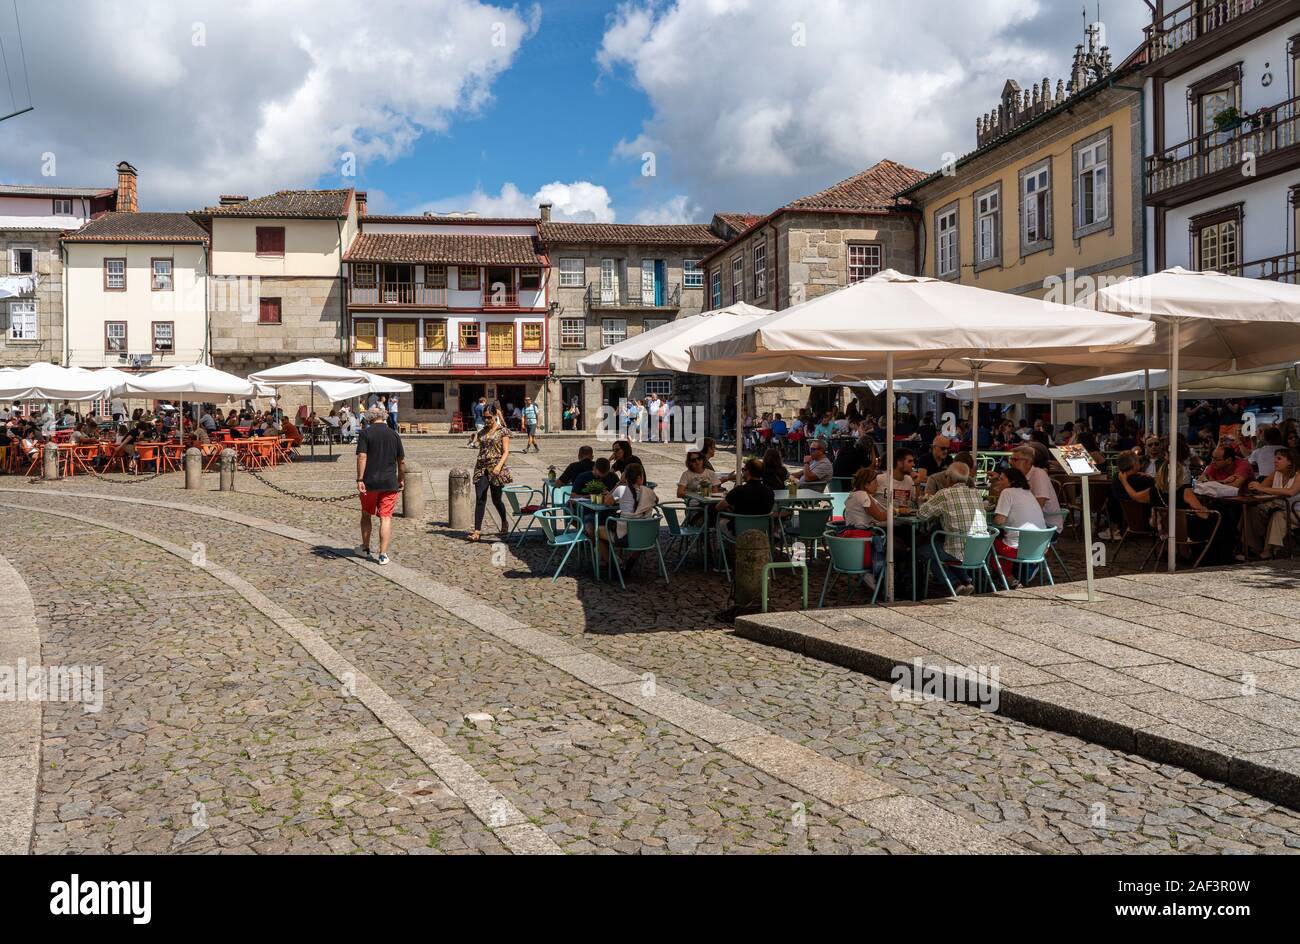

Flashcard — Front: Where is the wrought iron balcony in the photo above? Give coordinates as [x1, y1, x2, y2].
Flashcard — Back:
[1145, 0, 1276, 65]
[1225, 249, 1300, 284]
[584, 281, 681, 310]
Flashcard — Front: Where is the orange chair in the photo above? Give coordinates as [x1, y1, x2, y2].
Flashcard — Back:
[71, 444, 101, 476]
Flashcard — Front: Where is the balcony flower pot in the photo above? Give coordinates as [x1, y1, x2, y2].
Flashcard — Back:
[1212, 107, 1244, 133]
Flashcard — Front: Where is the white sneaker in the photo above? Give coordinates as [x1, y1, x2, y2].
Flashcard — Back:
[375, 553, 390, 566]
[355, 545, 374, 561]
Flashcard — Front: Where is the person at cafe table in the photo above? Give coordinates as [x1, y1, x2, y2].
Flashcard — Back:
[914, 434, 953, 482]
[1199, 444, 1252, 491]
[916, 461, 987, 595]
[1244, 447, 1300, 560]
[876, 448, 918, 510]
[792, 439, 833, 488]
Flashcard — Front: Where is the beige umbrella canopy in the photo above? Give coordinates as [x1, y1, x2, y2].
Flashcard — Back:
[689, 270, 1157, 602]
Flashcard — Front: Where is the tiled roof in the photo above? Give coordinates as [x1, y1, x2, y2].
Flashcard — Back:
[62, 212, 208, 244]
[344, 232, 544, 266]
[715, 213, 762, 232]
[363, 214, 539, 225]
[0, 184, 114, 198]
[199, 189, 353, 219]
[786, 159, 927, 212]
[538, 222, 722, 247]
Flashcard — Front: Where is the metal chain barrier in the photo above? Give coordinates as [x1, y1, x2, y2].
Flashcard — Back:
[239, 462, 356, 504]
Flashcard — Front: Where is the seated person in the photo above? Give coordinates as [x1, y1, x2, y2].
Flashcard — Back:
[832, 436, 875, 482]
[875, 448, 917, 510]
[1200, 444, 1251, 491]
[280, 417, 304, 446]
[592, 462, 658, 568]
[677, 450, 722, 497]
[915, 461, 988, 594]
[793, 439, 833, 487]
[557, 446, 595, 486]
[1250, 427, 1284, 478]
[1010, 445, 1060, 516]
[991, 467, 1047, 584]
[1244, 447, 1300, 559]
[769, 414, 788, 439]
[925, 451, 975, 495]
[759, 448, 789, 492]
[572, 457, 619, 494]
[718, 458, 775, 527]
[914, 435, 953, 480]
[843, 465, 888, 528]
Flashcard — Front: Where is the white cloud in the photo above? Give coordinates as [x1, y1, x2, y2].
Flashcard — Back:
[409, 180, 617, 221]
[599, 0, 1150, 210]
[0, 0, 538, 208]
[632, 194, 699, 225]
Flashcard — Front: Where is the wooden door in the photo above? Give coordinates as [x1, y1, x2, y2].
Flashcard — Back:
[386, 321, 416, 368]
[487, 323, 514, 368]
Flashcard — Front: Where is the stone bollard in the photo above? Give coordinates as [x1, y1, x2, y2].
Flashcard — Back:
[448, 468, 473, 530]
[733, 528, 772, 609]
[42, 442, 59, 480]
[219, 448, 237, 491]
[401, 460, 426, 519]
[184, 447, 203, 490]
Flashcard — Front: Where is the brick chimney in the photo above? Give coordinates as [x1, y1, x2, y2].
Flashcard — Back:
[356, 191, 367, 216]
[218, 194, 248, 206]
[539, 202, 552, 223]
[115, 161, 138, 213]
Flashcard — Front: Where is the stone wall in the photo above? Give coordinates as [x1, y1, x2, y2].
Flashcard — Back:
[0, 231, 63, 367]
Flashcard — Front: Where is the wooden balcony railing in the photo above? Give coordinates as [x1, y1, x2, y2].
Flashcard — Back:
[1145, 0, 1273, 64]
[350, 345, 547, 370]
[1146, 94, 1300, 197]
[482, 289, 520, 309]
[585, 282, 682, 310]
[1225, 249, 1300, 284]
[349, 282, 448, 307]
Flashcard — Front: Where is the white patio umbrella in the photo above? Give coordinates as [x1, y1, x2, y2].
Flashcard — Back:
[689, 270, 1157, 602]
[314, 370, 413, 403]
[0, 362, 117, 401]
[114, 363, 274, 443]
[1091, 268, 1300, 572]
[248, 359, 368, 457]
[578, 302, 773, 478]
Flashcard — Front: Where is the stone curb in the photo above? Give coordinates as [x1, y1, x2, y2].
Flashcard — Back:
[0, 553, 41, 855]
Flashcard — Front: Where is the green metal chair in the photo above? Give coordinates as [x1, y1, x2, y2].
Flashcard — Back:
[992, 525, 1057, 589]
[922, 527, 1001, 599]
[829, 476, 853, 493]
[716, 512, 774, 583]
[533, 507, 592, 582]
[548, 484, 573, 508]
[827, 490, 849, 526]
[819, 529, 884, 608]
[604, 512, 670, 588]
[503, 484, 545, 545]
[782, 504, 832, 559]
[659, 500, 706, 573]
[1043, 509, 1072, 580]
[762, 561, 808, 612]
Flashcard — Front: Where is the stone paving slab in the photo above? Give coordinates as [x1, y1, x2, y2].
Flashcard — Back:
[737, 559, 1300, 811]
[0, 554, 39, 855]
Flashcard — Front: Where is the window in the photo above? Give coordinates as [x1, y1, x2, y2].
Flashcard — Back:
[53, 199, 73, 216]
[974, 186, 1001, 267]
[560, 318, 585, 349]
[353, 262, 377, 288]
[848, 243, 883, 283]
[413, 383, 445, 411]
[644, 318, 668, 333]
[522, 322, 543, 351]
[731, 255, 743, 303]
[752, 242, 767, 297]
[255, 226, 285, 257]
[459, 321, 480, 351]
[151, 258, 173, 291]
[104, 257, 126, 290]
[644, 378, 672, 397]
[1074, 133, 1110, 235]
[683, 258, 703, 288]
[424, 318, 447, 351]
[423, 265, 448, 289]
[1191, 205, 1242, 273]
[9, 247, 35, 274]
[105, 321, 127, 353]
[7, 300, 36, 340]
[519, 267, 542, 291]
[258, 297, 282, 324]
[710, 269, 722, 309]
[458, 266, 481, 291]
[936, 206, 959, 278]
[355, 319, 378, 352]
[601, 318, 627, 347]
[152, 321, 174, 353]
[1020, 161, 1052, 252]
[559, 258, 585, 287]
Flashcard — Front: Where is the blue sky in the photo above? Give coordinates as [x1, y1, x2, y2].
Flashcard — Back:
[0, 1, 1151, 222]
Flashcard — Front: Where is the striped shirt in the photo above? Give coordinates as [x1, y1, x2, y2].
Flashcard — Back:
[916, 485, 989, 559]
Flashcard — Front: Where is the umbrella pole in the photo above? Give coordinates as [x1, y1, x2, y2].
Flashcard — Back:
[735, 374, 744, 481]
[1143, 368, 1151, 436]
[971, 367, 981, 476]
[885, 352, 895, 605]
[1168, 321, 1180, 573]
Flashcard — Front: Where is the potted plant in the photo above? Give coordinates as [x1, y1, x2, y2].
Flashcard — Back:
[581, 479, 608, 497]
[1212, 106, 1244, 133]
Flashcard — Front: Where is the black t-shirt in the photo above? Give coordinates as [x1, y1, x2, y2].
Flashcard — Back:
[760, 466, 788, 492]
[357, 423, 405, 492]
[725, 480, 775, 516]
[558, 458, 594, 485]
[832, 445, 869, 480]
[573, 470, 619, 493]
[916, 451, 950, 477]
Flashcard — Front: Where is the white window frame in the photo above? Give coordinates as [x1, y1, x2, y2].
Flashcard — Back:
[1074, 135, 1110, 235]
[974, 187, 1001, 267]
[936, 206, 959, 278]
[643, 378, 672, 398]
[710, 269, 722, 309]
[105, 257, 126, 290]
[601, 318, 627, 348]
[847, 243, 882, 283]
[1020, 160, 1052, 252]
[753, 242, 767, 297]
[9, 246, 36, 275]
[7, 299, 36, 340]
[560, 317, 586, 349]
[151, 257, 173, 291]
[558, 257, 585, 287]
[152, 321, 174, 353]
[105, 321, 127, 352]
[682, 258, 703, 288]
[53, 199, 74, 216]
[731, 255, 744, 303]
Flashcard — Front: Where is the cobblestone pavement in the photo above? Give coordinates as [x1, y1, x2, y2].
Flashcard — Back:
[4, 436, 1300, 854]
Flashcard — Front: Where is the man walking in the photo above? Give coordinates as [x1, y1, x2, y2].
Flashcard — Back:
[522, 395, 541, 452]
[356, 405, 405, 566]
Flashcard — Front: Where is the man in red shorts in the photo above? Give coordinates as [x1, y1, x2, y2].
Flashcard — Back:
[356, 406, 405, 565]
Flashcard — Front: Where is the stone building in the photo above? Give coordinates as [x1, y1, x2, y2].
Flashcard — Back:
[0, 162, 126, 367]
[700, 160, 925, 418]
[194, 189, 359, 384]
[540, 208, 725, 432]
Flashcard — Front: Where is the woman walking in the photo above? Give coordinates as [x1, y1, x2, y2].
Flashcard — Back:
[469, 407, 512, 542]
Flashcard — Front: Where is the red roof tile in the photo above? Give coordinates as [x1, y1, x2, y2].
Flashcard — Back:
[538, 222, 722, 247]
[344, 232, 544, 267]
